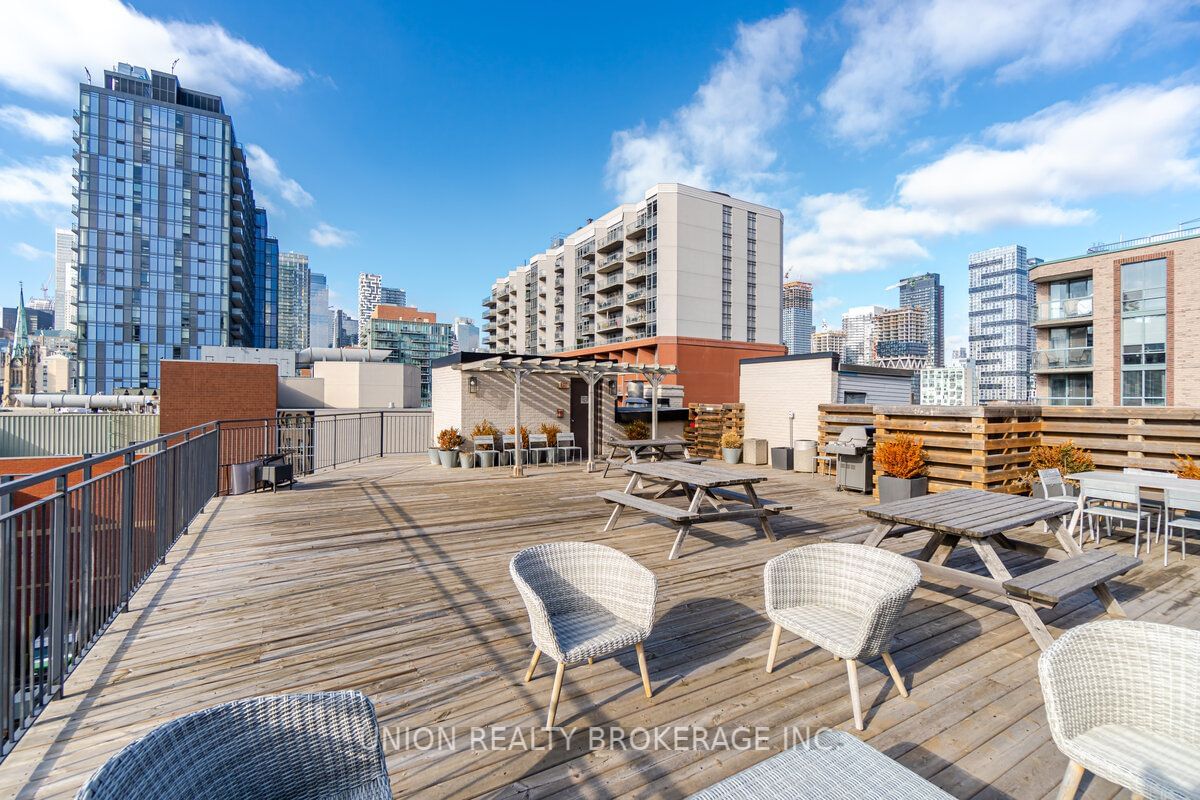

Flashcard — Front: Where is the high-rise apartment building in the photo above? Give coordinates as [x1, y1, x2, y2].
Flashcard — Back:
[357, 273, 406, 345]
[968, 245, 1036, 402]
[451, 317, 480, 353]
[54, 228, 77, 334]
[253, 208, 279, 349]
[873, 307, 929, 369]
[811, 322, 847, 356]
[781, 280, 813, 355]
[72, 62, 274, 392]
[1030, 225, 1200, 406]
[920, 361, 978, 406]
[365, 305, 452, 406]
[897, 272, 944, 367]
[278, 252, 310, 350]
[482, 184, 783, 355]
[309, 272, 332, 349]
[332, 308, 358, 348]
[841, 306, 886, 365]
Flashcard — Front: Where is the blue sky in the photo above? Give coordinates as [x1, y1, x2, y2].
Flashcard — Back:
[2, 1, 1200, 356]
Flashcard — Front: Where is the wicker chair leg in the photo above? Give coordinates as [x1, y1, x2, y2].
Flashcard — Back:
[765, 624, 782, 673]
[588, 657, 594, 665]
[546, 662, 566, 728]
[846, 659, 864, 731]
[1056, 760, 1085, 800]
[524, 648, 541, 683]
[635, 642, 653, 698]
[881, 651, 908, 698]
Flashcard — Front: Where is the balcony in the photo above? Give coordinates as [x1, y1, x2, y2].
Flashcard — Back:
[577, 282, 595, 297]
[1034, 296, 1093, 326]
[576, 321, 595, 334]
[625, 240, 649, 261]
[230, 256, 246, 276]
[554, 275, 564, 288]
[597, 251, 624, 274]
[626, 311, 653, 326]
[597, 313, 623, 331]
[597, 226, 624, 253]
[577, 303, 595, 316]
[1034, 395, 1094, 406]
[626, 287, 648, 304]
[598, 294, 623, 311]
[626, 264, 651, 282]
[627, 213, 649, 238]
[599, 273, 624, 290]
[230, 290, 245, 308]
[484, 295, 498, 307]
[1033, 346, 1093, 372]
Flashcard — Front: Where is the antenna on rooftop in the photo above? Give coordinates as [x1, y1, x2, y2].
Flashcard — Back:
[83, 66, 92, 85]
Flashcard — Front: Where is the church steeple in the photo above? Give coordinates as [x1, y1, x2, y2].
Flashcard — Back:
[12, 282, 29, 361]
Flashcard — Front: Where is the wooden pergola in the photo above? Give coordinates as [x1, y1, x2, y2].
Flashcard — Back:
[452, 356, 679, 477]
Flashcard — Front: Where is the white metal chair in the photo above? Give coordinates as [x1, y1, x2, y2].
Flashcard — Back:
[1037, 468, 1080, 532]
[1078, 478, 1156, 556]
[528, 433, 556, 466]
[1163, 484, 1200, 566]
[1124, 467, 1175, 549]
[1039, 620, 1200, 800]
[763, 543, 920, 731]
[556, 432, 583, 464]
[472, 436, 498, 468]
[501, 434, 527, 467]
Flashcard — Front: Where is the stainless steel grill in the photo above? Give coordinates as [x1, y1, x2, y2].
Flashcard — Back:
[826, 425, 875, 493]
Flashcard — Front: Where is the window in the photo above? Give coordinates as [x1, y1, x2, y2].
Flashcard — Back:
[843, 391, 867, 404]
[1119, 258, 1167, 405]
[721, 206, 732, 340]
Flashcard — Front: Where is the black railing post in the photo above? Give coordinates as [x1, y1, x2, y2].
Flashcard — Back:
[0, 475, 12, 736]
[79, 459, 93, 658]
[379, 411, 385, 458]
[49, 476, 67, 699]
[119, 452, 134, 612]
[156, 440, 168, 563]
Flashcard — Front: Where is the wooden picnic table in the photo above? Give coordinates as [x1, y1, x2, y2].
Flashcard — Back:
[601, 437, 695, 477]
[597, 461, 793, 559]
[860, 488, 1140, 650]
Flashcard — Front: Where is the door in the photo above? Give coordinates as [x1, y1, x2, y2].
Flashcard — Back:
[570, 378, 598, 458]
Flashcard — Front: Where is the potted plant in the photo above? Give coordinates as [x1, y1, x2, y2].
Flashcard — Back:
[720, 431, 743, 465]
[427, 443, 440, 465]
[874, 434, 928, 503]
[1173, 453, 1200, 480]
[538, 422, 561, 447]
[622, 419, 651, 441]
[506, 425, 530, 449]
[436, 427, 464, 468]
[1026, 441, 1094, 496]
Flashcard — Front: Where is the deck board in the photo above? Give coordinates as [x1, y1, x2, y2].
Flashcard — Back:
[0, 455, 1194, 799]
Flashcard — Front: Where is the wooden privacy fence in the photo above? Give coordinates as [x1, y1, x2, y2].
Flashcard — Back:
[817, 404, 1200, 495]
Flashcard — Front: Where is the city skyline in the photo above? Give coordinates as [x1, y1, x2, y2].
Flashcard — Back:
[2, 2, 1199, 357]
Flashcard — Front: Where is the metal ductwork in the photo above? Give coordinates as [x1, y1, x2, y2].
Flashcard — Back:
[296, 347, 391, 365]
[11, 394, 157, 411]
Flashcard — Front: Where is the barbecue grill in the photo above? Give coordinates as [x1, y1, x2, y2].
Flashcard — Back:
[825, 426, 875, 493]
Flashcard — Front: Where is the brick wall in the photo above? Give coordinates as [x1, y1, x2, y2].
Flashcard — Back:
[159, 361, 278, 434]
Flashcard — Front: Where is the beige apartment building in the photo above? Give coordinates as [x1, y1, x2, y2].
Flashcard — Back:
[1029, 227, 1200, 406]
[482, 184, 783, 355]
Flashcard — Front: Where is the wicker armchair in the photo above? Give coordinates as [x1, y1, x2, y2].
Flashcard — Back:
[511, 542, 658, 727]
[1039, 620, 1200, 800]
[75, 691, 391, 800]
[764, 543, 920, 731]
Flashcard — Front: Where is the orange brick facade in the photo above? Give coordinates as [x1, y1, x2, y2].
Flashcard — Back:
[159, 361, 278, 434]
[372, 304, 437, 323]
[559, 336, 787, 405]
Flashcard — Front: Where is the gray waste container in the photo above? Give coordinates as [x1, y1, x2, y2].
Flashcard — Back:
[230, 460, 258, 495]
[794, 439, 817, 473]
[771, 447, 794, 470]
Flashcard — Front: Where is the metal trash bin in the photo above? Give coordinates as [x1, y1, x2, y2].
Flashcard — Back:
[770, 447, 794, 470]
[229, 460, 257, 495]
[794, 439, 817, 473]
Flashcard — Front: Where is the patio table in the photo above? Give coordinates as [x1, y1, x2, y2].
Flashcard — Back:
[597, 461, 792, 559]
[601, 437, 693, 477]
[860, 488, 1139, 650]
[1060, 470, 1198, 542]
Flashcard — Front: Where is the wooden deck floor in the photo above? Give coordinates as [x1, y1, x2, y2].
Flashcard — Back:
[2, 457, 1197, 799]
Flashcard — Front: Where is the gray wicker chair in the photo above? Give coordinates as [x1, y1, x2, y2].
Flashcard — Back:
[75, 691, 391, 799]
[511, 541, 658, 727]
[1039, 619, 1200, 800]
[764, 542, 920, 731]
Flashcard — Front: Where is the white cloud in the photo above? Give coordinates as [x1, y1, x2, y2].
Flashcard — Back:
[309, 222, 355, 248]
[245, 144, 313, 207]
[0, 106, 73, 143]
[790, 83, 1200, 276]
[606, 9, 806, 201]
[813, 296, 844, 314]
[0, 0, 300, 105]
[821, 0, 1187, 144]
[0, 156, 73, 212]
[11, 242, 51, 261]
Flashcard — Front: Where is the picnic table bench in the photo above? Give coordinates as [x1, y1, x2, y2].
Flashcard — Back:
[597, 461, 793, 559]
[860, 488, 1140, 650]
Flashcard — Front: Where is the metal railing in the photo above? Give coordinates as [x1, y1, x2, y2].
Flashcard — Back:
[0, 410, 429, 758]
[1035, 296, 1093, 322]
[1033, 346, 1093, 371]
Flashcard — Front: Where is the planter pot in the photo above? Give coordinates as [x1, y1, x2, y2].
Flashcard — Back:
[459, 454, 474, 469]
[723, 448, 743, 465]
[477, 450, 497, 468]
[878, 476, 928, 504]
[437, 449, 458, 468]
[427, 448, 440, 465]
